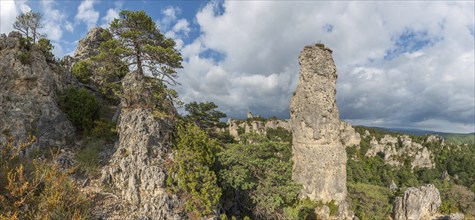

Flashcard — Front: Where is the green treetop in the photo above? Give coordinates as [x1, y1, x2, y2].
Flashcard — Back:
[109, 10, 182, 84]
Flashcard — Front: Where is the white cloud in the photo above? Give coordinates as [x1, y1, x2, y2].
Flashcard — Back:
[41, 0, 67, 41]
[0, 1, 18, 34]
[101, 8, 120, 28]
[172, 19, 190, 36]
[174, 1, 474, 133]
[75, 0, 99, 30]
[64, 21, 74, 33]
[159, 6, 180, 30]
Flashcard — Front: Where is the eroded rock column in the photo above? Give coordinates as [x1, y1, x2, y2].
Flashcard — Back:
[290, 44, 359, 214]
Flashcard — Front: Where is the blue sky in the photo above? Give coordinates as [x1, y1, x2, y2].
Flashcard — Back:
[1, 1, 474, 133]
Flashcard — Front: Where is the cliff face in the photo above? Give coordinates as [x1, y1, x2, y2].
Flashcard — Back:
[0, 32, 75, 148]
[100, 72, 185, 219]
[290, 44, 359, 217]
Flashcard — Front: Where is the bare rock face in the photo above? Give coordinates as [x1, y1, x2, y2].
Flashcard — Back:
[393, 184, 441, 220]
[74, 27, 106, 60]
[290, 44, 359, 218]
[100, 72, 185, 219]
[0, 32, 75, 148]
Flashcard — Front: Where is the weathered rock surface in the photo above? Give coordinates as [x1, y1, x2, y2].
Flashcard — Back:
[74, 27, 106, 60]
[100, 72, 185, 219]
[290, 44, 360, 218]
[392, 184, 441, 220]
[227, 112, 291, 140]
[0, 32, 75, 148]
[365, 134, 434, 169]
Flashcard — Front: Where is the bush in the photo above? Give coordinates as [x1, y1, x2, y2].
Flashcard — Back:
[217, 133, 300, 219]
[17, 50, 32, 65]
[58, 87, 100, 132]
[36, 38, 54, 62]
[72, 60, 93, 83]
[348, 183, 393, 220]
[167, 123, 222, 218]
[0, 135, 91, 219]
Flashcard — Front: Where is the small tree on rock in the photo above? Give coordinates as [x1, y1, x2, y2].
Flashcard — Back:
[13, 11, 45, 43]
[109, 10, 182, 84]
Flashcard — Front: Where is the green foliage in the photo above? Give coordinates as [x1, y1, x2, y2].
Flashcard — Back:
[283, 198, 319, 220]
[71, 60, 93, 84]
[444, 133, 475, 145]
[58, 87, 100, 132]
[76, 139, 107, 177]
[184, 101, 227, 136]
[17, 50, 32, 65]
[36, 38, 54, 62]
[218, 133, 300, 219]
[109, 10, 182, 83]
[90, 119, 118, 143]
[91, 29, 128, 103]
[0, 136, 90, 219]
[167, 123, 221, 218]
[347, 183, 393, 220]
[266, 127, 292, 143]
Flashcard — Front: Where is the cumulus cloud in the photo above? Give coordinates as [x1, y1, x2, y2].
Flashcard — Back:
[0, 1, 18, 34]
[41, 0, 68, 42]
[101, 8, 120, 28]
[75, 0, 99, 30]
[174, 1, 474, 133]
[159, 6, 180, 30]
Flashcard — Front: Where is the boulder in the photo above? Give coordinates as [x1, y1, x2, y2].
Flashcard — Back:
[393, 184, 441, 220]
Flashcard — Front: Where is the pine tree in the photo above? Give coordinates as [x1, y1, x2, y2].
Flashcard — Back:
[13, 11, 45, 42]
[109, 10, 182, 84]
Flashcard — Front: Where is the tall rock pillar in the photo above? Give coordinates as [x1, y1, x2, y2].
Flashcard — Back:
[290, 44, 359, 216]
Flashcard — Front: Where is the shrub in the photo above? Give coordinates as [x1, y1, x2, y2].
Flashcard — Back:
[36, 38, 54, 62]
[347, 183, 393, 220]
[17, 50, 32, 65]
[90, 119, 117, 143]
[71, 60, 93, 83]
[0, 135, 91, 219]
[217, 133, 300, 219]
[167, 123, 222, 218]
[58, 87, 100, 132]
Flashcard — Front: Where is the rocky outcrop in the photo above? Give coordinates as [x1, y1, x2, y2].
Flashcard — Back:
[290, 44, 360, 218]
[227, 112, 291, 140]
[365, 134, 434, 169]
[100, 72, 184, 219]
[0, 32, 75, 148]
[392, 184, 441, 220]
[74, 27, 106, 60]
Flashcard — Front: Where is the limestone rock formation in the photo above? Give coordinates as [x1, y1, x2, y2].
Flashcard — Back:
[289, 44, 360, 218]
[74, 27, 106, 60]
[100, 72, 185, 219]
[0, 32, 75, 148]
[392, 184, 441, 220]
[227, 112, 291, 140]
[365, 134, 434, 169]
